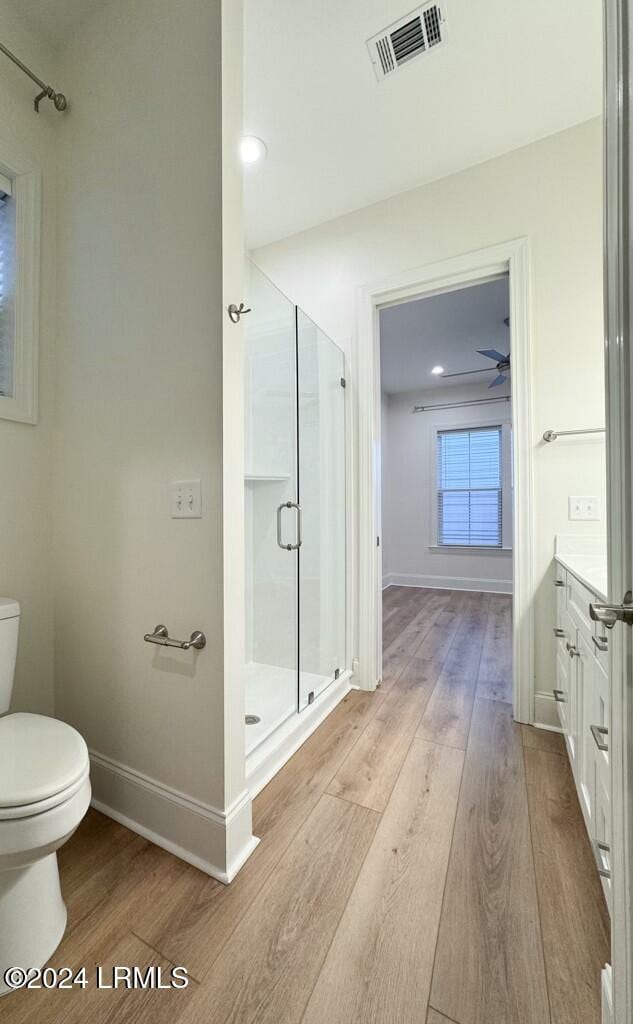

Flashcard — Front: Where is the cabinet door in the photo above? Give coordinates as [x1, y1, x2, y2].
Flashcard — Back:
[576, 628, 596, 834]
[555, 640, 570, 735]
[561, 614, 580, 777]
[595, 755, 612, 912]
[592, 653, 611, 911]
[554, 603, 572, 733]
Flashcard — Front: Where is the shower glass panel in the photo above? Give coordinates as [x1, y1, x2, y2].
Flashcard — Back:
[297, 310, 347, 711]
[244, 262, 347, 755]
[244, 264, 298, 754]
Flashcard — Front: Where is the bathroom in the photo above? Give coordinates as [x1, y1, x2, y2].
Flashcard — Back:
[0, 1, 631, 1022]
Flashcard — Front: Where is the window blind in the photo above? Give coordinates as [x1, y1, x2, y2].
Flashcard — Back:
[437, 426, 502, 546]
[0, 175, 15, 399]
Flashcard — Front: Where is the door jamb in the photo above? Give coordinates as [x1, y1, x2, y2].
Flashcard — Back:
[353, 238, 534, 726]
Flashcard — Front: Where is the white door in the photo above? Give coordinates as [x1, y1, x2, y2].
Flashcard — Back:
[600, 3, 633, 1020]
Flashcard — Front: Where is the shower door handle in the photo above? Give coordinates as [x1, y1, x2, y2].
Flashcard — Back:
[277, 501, 302, 550]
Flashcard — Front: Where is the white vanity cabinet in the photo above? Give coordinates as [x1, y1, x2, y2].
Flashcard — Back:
[552, 559, 612, 912]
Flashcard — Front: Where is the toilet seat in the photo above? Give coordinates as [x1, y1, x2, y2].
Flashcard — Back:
[0, 714, 89, 819]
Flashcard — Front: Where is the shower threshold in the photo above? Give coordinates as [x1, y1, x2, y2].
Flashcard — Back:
[245, 664, 353, 796]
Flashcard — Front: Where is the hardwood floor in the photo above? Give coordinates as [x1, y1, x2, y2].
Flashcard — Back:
[430, 698, 550, 1024]
[6, 587, 609, 1024]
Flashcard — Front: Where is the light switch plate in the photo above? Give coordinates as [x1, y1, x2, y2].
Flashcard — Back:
[171, 480, 202, 518]
[568, 495, 600, 521]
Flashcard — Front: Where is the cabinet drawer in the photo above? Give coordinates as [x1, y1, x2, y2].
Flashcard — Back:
[554, 564, 567, 620]
[568, 571, 595, 637]
[590, 625, 610, 673]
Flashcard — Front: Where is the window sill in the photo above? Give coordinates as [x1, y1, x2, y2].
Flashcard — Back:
[428, 545, 513, 554]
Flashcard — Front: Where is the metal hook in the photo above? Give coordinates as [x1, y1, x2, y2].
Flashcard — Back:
[228, 302, 252, 324]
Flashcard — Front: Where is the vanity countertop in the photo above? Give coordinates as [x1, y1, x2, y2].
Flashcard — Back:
[554, 552, 607, 603]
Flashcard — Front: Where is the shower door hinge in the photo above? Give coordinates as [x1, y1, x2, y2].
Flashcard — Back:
[308, 691, 315, 705]
[334, 668, 340, 680]
[377, 536, 380, 547]
[340, 376, 346, 389]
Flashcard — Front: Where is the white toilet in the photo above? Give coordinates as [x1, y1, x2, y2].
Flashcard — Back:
[0, 599, 91, 996]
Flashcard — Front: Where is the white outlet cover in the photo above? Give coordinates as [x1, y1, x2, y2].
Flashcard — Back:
[171, 479, 202, 518]
[568, 495, 600, 521]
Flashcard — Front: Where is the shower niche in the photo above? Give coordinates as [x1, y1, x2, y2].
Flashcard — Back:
[244, 262, 347, 780]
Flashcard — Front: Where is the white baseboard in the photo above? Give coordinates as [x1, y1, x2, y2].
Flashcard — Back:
[246, 671, 353, 798]
[384, 573, 513, 595]
[534, 690, 562, 731]
[89, 750, 258, 884]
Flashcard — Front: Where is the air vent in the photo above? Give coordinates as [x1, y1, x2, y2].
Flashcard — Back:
[367, 4, 446, 81]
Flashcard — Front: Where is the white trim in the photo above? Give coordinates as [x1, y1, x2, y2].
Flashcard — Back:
[0, 139, 41, 424]
[246, 670, 352, 797]
[88, 750, 258, 884]
[381, 574, 512, 594]
[534, 690, 563, 730]
[355, 238, 534, 723]
[427, 545, 512, 554]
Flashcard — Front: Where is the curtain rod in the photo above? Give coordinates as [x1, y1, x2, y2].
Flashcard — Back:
[0, 40, 67, 112]
[543, 427, 605, 442]
[412, 396, 510, 414]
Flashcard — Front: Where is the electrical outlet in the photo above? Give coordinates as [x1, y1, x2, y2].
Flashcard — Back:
[568, 495, 600, 521]
[171, 480, 202, 518]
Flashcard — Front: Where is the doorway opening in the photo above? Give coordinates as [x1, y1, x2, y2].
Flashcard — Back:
[379, 274, 513, 699]
[356, 240, 532, 724]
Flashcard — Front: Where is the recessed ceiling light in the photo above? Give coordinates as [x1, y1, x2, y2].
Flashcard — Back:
[431, 365, 444, 375]
[240, 136, 267, 164]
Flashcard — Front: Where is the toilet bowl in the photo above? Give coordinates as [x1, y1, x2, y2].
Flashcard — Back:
[0, 600, 91, 996]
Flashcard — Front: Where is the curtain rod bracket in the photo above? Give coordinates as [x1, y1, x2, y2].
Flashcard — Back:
[34, 86, 67, 114]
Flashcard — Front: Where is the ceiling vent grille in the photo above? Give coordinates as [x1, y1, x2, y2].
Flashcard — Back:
[367, 4, 446, 81]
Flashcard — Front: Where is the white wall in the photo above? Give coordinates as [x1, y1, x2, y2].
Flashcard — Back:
[0, 5, 57, 716]
[53, 0, 251, 879]
[254, 118, 606, 706]
[381, 384, 513, 593]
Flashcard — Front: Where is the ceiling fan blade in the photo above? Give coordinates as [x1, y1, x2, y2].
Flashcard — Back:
[442, 368, 492, 379]
[477, 349, 507, 363]
[488, 374, 507, 388]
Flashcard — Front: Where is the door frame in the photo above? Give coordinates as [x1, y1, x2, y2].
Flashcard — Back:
[604, 1, 633, 1019]
[354, 238, 534, 725]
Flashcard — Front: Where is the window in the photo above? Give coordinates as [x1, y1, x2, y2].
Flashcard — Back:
[0, 152, 40, 424]
[0, 172, 16, 399]
[436, 426, 502, 547]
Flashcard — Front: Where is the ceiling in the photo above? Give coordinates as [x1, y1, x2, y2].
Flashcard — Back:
[16, 0, 105, 49]
[380, 277, 510, 394]
[244, 0, 602, 247]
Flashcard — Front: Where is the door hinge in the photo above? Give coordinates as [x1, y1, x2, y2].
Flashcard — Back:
[377, 536, 380, 547]
[340, 377, 346, 389]
[334, 667, 340, 680]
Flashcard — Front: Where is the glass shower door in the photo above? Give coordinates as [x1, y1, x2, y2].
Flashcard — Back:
[297, 310, 347, 711]
[244, 264, 298, 752]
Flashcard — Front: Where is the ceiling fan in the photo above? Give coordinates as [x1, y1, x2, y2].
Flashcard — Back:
[442, 343, 511, 389]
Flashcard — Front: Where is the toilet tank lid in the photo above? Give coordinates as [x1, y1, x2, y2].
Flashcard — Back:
[0, 598, 19, 620]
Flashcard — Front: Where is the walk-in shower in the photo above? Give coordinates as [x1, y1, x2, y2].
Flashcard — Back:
[244, 263, 347, 782]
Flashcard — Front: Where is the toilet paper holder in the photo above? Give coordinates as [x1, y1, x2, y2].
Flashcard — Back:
[144, 624, 206, 650]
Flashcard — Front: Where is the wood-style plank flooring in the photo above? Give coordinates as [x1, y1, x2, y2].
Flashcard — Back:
[4, 587, 609, 1024]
